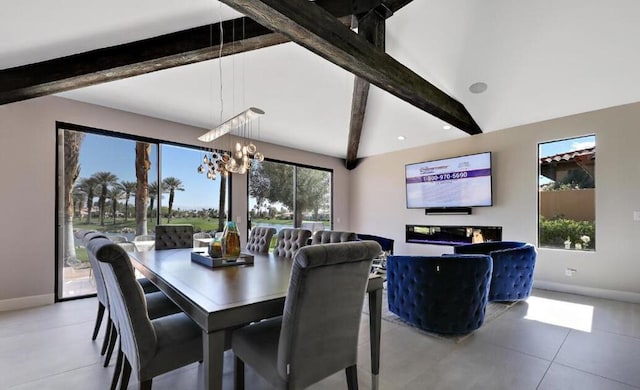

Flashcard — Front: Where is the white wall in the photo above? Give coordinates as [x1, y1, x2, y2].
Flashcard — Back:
[0, 96, 349, 306]
[349, 102, 640, 301]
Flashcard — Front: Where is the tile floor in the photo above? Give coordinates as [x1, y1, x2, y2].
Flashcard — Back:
[1, 289, 639, 390]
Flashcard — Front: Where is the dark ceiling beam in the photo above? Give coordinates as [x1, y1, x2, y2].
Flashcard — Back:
[0, 17, 288, 105]
[217, 0, 482, 136]
[0, 0, 409, 106]
[382, 0, 414, 14]
[345, 10, 386, 170]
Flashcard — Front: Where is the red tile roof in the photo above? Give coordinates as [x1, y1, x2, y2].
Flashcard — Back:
[540, 147, 595, 164]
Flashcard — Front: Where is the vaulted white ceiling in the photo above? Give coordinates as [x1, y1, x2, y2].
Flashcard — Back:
[4, 0, 640, 158]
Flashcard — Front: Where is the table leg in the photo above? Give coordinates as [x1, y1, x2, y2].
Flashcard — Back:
[368, 288, 382, 390]
[203, 330, 225, 390]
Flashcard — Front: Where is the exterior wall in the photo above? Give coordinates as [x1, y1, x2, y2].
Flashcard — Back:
[349, 101, 640, 300]
[0, 96, 349, 306]
[540, 189, 595, 221]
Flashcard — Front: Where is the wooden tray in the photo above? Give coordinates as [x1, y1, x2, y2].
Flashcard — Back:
[191, 250, 254, 268]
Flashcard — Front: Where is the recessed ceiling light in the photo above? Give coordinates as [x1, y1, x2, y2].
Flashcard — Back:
[469, 82, 488, 94]
[443, 125, 452, 130]
[397, 136, 406, 141]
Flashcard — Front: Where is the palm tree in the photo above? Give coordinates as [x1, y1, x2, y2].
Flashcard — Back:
[135, 142, 151, 235]
[75, 177, 98, 223]
[63, 131, 84, 265]
[91, 171, 119, 226]
[72, 190, 85, 218]
[162, 177, 185, 222]
[147, 181, 159, 219]
[107, 185, 125, 224]
[120, 180, 137, 222]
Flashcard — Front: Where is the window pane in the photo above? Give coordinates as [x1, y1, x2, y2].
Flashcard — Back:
[248, 160, 295, 235]
[58, 129, 158, 299]
[296, 166, 331, 232]
[159, 145, 229, 234]
[538, 135, 596, 250]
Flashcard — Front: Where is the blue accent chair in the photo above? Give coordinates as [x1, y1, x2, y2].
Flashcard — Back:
[356, 234, 394, 254]
[454, 241, 537, 302]
[387, 255, 492, 334]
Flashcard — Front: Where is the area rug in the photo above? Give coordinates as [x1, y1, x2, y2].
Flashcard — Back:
[364, 287, 518, 343]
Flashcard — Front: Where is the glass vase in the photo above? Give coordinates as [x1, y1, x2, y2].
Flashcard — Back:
[208, 237, 222, 258]
[222, 221, 241, 260]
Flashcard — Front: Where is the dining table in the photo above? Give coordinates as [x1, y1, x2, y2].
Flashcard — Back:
[129, 248, 384, 390]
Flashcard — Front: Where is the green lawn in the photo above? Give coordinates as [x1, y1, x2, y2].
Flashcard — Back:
[74, 217, 223, 233]
[75, 217, 329, 234]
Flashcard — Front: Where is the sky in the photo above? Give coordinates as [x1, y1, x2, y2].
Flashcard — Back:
[78, 133, 224, 210]
[539, 135, 595, 158]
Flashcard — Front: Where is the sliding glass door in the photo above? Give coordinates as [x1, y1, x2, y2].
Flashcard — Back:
[56, 124, 230, 300]
[57, 127, 159, 299]
[248, 159, 332, 247]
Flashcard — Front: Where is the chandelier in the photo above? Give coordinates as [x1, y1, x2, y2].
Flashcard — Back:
[197, 107, 265, 179]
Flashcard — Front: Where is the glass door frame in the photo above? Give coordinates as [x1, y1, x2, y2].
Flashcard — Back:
[54, 121, 233, 301]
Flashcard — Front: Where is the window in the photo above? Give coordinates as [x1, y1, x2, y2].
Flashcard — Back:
[538, 135, 595, 250]
[248, 159, 332, 241]
[56, 124, 229, 300]
[159, 145, 229, 233]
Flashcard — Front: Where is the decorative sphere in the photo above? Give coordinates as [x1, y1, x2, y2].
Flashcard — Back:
[246, 143, 257, 154]
[254, 152, 264, 162]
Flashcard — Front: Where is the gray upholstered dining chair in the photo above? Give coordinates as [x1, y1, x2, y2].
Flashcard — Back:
[154, 224, 194, 250]
[74, 230, 111, 343]
[90, 237, 203, 390]
[311, 230, 357, 244]
[246, 226, 276, 254]
[273, 228, 312, 258]
[232, 240, 382, 390]
[79, 231, 179, 374]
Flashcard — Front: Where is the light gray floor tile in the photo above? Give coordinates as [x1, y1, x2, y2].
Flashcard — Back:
[0, 321, 103, 388]
[2, 290, 640, 390]
[538, 363, 639, 390]
[555, 329, 640, 387]
[402, 341, 550, 390]
[469, 305, 571, 360]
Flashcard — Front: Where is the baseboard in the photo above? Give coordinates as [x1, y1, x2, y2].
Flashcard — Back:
[0, 294, 55, 312]
[534, 280, 640, 304]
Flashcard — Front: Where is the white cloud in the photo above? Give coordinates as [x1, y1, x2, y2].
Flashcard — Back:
[571, 141, 595, 151]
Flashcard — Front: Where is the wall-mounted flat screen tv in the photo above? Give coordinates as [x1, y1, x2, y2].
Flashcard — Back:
[405, 151, 493, 209]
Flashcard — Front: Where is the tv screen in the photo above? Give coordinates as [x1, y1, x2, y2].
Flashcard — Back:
[405, 152, 492, 208]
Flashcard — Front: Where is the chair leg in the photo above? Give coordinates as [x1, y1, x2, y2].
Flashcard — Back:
[101, 318, 113, 355]
[110, 344, 123, 390]
[119, 357, 131, 390]
[92, 302, 105, 340]
[234, 356, 245, 390]
[140, 379, 152, 390]
[104, 326, 118, 367]
[345, 365, 358, 390]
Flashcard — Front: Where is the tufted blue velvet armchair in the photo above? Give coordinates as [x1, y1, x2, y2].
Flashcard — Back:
[454, 241, 537, 302]
[387, 255, 492, 334]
